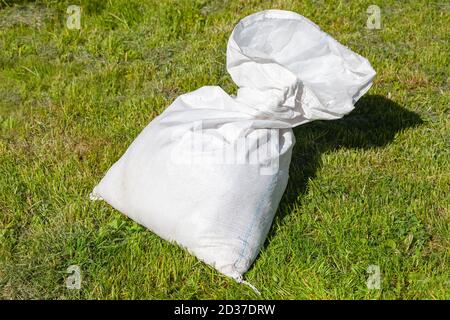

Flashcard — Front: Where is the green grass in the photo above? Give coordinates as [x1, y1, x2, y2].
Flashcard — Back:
[0, 0, 448, 299]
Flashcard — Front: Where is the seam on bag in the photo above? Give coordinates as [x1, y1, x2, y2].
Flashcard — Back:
[233, 138, 281, 271]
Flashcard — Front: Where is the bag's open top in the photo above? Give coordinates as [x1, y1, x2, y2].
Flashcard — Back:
[227, 10, 376, 125]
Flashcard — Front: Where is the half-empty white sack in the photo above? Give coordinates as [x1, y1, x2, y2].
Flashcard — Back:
[91, 10, 375, 281]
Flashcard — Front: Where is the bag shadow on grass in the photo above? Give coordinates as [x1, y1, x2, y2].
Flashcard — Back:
[263, 94, 424, 251]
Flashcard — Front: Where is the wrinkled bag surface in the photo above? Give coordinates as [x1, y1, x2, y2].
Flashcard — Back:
[91, 10, 376, 281]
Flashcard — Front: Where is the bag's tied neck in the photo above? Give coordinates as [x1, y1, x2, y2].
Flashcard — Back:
[233, 65, 304, 124]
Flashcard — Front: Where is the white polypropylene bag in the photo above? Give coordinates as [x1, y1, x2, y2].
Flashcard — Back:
[91, 10, 375, 283]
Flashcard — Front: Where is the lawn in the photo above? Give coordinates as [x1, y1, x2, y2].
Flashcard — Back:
[0, 0, 448, 299]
